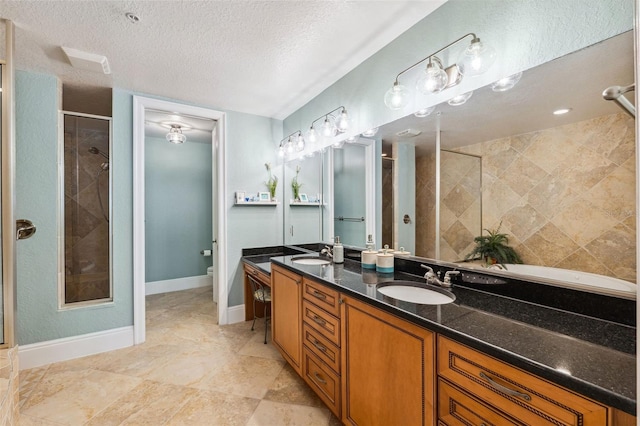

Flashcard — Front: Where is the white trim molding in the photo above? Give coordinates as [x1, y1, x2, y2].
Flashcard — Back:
[227, 304, 246, 324]
[133, 96, 227, 344]
[145, 275, 211, 296]
[19, 326, 134, 370]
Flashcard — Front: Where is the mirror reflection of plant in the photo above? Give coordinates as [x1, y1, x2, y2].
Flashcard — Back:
[291, 165, 303, 201]
[265, 163, 278, 199]
[465, 222, 522, 267]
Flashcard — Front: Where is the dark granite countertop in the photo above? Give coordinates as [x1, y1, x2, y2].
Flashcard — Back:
[268, 255, 637, 415]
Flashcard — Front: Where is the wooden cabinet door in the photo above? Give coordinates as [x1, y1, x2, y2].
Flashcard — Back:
[341, 295, 436, 426]
[271, 264, 302, 374]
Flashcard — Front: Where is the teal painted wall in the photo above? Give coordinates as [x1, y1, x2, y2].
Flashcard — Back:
[284, 156, 323, 245]
[15, 72, 282, 344]
[145, 136, 213, 282]
[334, 145, 366, 246]
[283, 0, 633, 137]
[15, 72, 134, 345]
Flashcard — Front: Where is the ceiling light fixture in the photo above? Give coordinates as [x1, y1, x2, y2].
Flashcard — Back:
[447, 91, 474, 106]
[166, 125, 186, 144]
[414, 106, 436, 118]
[306, 106, 350, 140]
[384, 33, 496, 110]
[553, 108, 572, 115]
[278, 130, 305, 158]
[125, 12, 140, 24]
[361, 127, 379, 137]
[491, 71, 523, 92]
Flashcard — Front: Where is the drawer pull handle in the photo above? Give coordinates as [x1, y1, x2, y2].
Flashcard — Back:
[312, 340, 328, 353]
[312, 315, 327, 326]
[314, 372, 327, 384]
[479, 372, 531, 401]
[312, 290, 327, 300]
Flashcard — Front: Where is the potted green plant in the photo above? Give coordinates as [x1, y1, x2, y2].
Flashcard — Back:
[265, 163, 278, 200]
[465, 222, 522, 266]
[291, 165, 302, 201]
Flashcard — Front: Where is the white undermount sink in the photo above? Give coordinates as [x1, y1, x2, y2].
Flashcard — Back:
[377, 282, 455, 305]
[291, 256, 331, 265]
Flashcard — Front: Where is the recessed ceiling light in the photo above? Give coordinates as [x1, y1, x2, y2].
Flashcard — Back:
[553, 108, 572, 115]
[125, 12, 140, 24]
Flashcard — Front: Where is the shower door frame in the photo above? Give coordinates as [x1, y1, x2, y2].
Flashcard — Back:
[57, 111, 114, 309]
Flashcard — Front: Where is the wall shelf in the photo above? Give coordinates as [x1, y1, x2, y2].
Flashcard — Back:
[234, 201, 279, 206]
[290, 201, 323, 206]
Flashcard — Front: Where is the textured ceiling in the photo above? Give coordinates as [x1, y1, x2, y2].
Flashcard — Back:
[0, 1, 446, 119]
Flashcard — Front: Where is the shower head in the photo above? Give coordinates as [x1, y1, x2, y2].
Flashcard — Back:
[89, 146, 110, 160]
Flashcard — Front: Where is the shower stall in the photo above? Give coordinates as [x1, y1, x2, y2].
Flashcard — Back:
[61, 113, 112, 305]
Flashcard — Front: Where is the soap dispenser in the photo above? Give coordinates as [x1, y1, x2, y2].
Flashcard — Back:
[333, 236, 344, 264]
[361, 234, 377, 269]
[376, 244, 394, 273]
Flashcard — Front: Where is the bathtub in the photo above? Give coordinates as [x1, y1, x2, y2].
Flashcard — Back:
[489, 264, 636, 298]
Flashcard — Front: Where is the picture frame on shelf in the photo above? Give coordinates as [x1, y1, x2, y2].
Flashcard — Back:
[259, 192, 271, 202]
[236, 191, 245, 203]
[299, 193, 308, 202]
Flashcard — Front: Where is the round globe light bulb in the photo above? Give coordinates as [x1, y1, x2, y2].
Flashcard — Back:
[416, 60, 448, 94]
[295, 133, 305, 151]
[285, 138, 295, 154]
[322, 116, 336, 138]
[459, 38, 496, 76]
[306, 126, 318, 144]
[335, 109, 350, 133]
[361, 127, 378, 137]
[491, 72, 523, 92]
[384, 83, 410, 110]
[277, 145, 285, 157]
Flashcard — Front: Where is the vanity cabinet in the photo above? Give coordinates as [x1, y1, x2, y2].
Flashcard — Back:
[301, 278, 342, 417]
[340, 294, 436, 426]
[271, 264, 303, 374]
[437, 336, 607, 426]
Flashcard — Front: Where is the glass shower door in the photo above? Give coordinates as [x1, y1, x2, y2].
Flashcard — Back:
[62, 113, 112, 305]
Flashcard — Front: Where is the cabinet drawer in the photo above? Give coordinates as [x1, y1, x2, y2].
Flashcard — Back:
[303, 346, 340, 418]
[303, 299, 340, 346]
[303, 323, 340, 374]
[438, 337, 607, 426]
[303, 278, 341, 317]
[438, 379, 524, 426]
[244, 263, 269, 285]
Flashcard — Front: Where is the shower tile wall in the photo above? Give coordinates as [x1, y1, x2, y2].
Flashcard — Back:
[452, 112, 635, 282]
[64, 118, 110, 303]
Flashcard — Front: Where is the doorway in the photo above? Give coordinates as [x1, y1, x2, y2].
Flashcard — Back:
[132, 97, 227, 344]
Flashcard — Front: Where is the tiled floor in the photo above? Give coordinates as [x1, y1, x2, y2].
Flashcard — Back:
[19, 286, 342, 425]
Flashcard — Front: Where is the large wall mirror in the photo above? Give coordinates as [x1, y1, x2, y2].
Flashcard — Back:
[374, 31, 635, 297]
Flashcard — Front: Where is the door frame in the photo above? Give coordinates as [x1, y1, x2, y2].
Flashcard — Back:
[132, 96, 227, 344]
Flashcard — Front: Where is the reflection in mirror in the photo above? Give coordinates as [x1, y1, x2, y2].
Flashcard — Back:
[323, 139, 377, 247]
[284, 155, 323, 245]
[378, 31, 635, 296]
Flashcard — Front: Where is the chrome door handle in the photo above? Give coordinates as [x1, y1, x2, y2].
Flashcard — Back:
[16, 219, 36, 240]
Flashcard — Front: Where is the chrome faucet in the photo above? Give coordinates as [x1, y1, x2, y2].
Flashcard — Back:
[321, 245, 333, 258]
[420, 265, 460, 288]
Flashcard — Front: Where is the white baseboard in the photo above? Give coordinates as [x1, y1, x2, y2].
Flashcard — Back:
[227, 304, 246, 324]
[19, 326, 134, 370]
[146, 275, 211, 296]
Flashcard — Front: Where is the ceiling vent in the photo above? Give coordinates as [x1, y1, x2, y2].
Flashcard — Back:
[396, 128, 421, 138]
[61, 46, 111, 75]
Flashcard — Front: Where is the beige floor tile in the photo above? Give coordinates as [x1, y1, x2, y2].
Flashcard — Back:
[86, 380, 198, 425]
[18, 414, 65, 425]
[166, 389, 259, 426]
[246, 400, 331, 426]
[21, 368, 142, 425]
[142, 348, 235, 388]
[197, 355, 285, 399]
[238, 331, 284, 361]
[263, 363, 325, 408]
